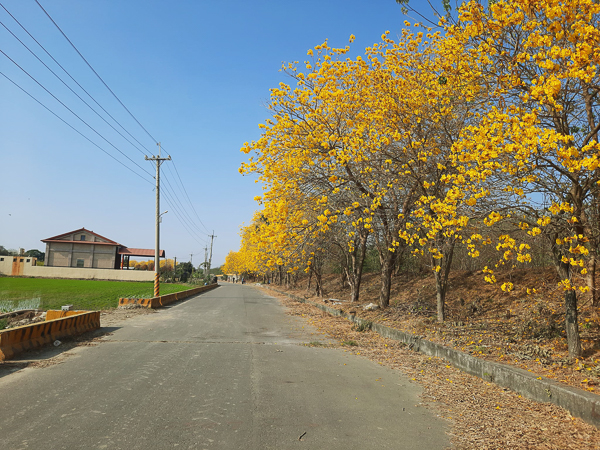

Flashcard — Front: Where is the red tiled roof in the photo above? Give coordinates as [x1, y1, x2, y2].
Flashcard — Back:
[41, 229, 165, 257]
[118, 248, 165, 257]
[42, 227, 121, 245]
[41, 240, 119, 246]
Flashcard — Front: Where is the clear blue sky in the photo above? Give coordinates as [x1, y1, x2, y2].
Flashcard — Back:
[0, 0, 437, 267]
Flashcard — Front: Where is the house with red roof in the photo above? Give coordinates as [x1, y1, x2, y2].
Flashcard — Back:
[42, 228, 164, 270]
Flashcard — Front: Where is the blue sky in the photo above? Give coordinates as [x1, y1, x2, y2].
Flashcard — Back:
[0, 0, 437, 267]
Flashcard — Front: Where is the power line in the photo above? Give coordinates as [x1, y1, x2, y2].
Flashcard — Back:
[0, 48, 155, 179]
[0, 1, 154, 157]
[0, 14, 150, 159]
[169, 159, 211, 234]
[161, 173, 208, 238]
[0, 70, 154, 185]
[161, 187, 209, 245]
[162, 164, 210, 237]
[35, 0, 159, 144]
[161, 188, 209, 246]
[32, 0, 213, 238]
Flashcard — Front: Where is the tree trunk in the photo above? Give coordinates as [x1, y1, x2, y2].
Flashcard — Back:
[346, 258, 362, 303]
[378, 254, 395, 308]
[554, 249, 582, 359]
[350, 233, 368, 303]
[564, 288, 582, 358]
[339, 269, 347, 288]
[435, 278, 445, 322]
[314, 270, 323, 297]
[393, 245, 406, 277]
[306, 266, 313, 291]
[433, 241, 455, 322]
[587, 255, 597, 307]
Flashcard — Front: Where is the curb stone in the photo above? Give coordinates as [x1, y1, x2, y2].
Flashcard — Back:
[268, 287, 600, 429]
[118, 283, 219, 309]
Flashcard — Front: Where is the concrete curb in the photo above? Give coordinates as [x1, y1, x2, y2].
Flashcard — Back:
[0, 310, 100, 361]
[118, 283, 219, 309]
[268, 287, 600, 429]
[46, 310, 88, 321]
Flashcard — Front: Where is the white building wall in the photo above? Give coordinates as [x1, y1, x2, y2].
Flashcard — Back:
[0, 259, 154, 281]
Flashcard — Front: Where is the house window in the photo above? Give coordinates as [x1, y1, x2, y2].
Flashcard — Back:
[0, 257, 3, 261]
[26, 259, 30, 262]
[76, 259, 85, 268]
[80, 235, 86, 241]
[20, 259, 24, 262]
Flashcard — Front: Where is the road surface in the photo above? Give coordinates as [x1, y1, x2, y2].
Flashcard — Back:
[0, 283, 449, 449]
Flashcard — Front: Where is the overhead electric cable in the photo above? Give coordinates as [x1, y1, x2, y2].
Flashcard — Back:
[169, 159, 211, 234]
[161, 174, 202, 233]
[0, 71, 153, 185]
[35, 0, 159, 144]
[32, 0, 213, 238]
[0, 2, 154, 156]
[159, 145, 212, 232]
[0, 48, 154, 178]
[163, 163, 210, 235]
[161, 180, 209, 241]
[0, 16, 150, 158]
[161, 189, 209, 246]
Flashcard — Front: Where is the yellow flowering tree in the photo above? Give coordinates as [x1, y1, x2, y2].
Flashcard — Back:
[362, 25, 488, 321]
[241, 37, 413, 307]
[241, 24, 490, 312]
[447, 0, 600, 357]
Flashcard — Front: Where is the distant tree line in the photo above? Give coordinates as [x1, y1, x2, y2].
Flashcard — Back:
[0, 246, 45, 262]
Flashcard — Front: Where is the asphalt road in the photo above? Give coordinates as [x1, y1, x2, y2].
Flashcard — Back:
[0, 283, 449, 449]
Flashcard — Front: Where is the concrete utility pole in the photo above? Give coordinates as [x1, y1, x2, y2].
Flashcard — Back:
[204, 246, 208, 277]
[145, 142, 171, 297]
[207, 232, 216, 281]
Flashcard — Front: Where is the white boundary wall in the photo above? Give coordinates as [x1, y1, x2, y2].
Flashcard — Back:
[0, 259, 154, 281]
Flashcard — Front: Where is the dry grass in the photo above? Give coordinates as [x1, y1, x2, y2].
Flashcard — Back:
[267, 288, 600, 449]
[276, 268, 600, 396]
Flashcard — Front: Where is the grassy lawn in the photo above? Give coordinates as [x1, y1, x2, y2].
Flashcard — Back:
[0, 277, 192, 311]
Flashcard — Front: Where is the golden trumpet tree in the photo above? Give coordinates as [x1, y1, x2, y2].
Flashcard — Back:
[240, 23, 487, 310]
[229, 199, 309, 284]
[222, 251, 243, 276]
[360, 26, 486, 321]
[446, 0, 600, 357]
[241, 35, 429, 307]
[241, 38, 391, 301]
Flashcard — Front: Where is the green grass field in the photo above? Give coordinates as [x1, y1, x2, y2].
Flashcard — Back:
[0, 277, 192, 311]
